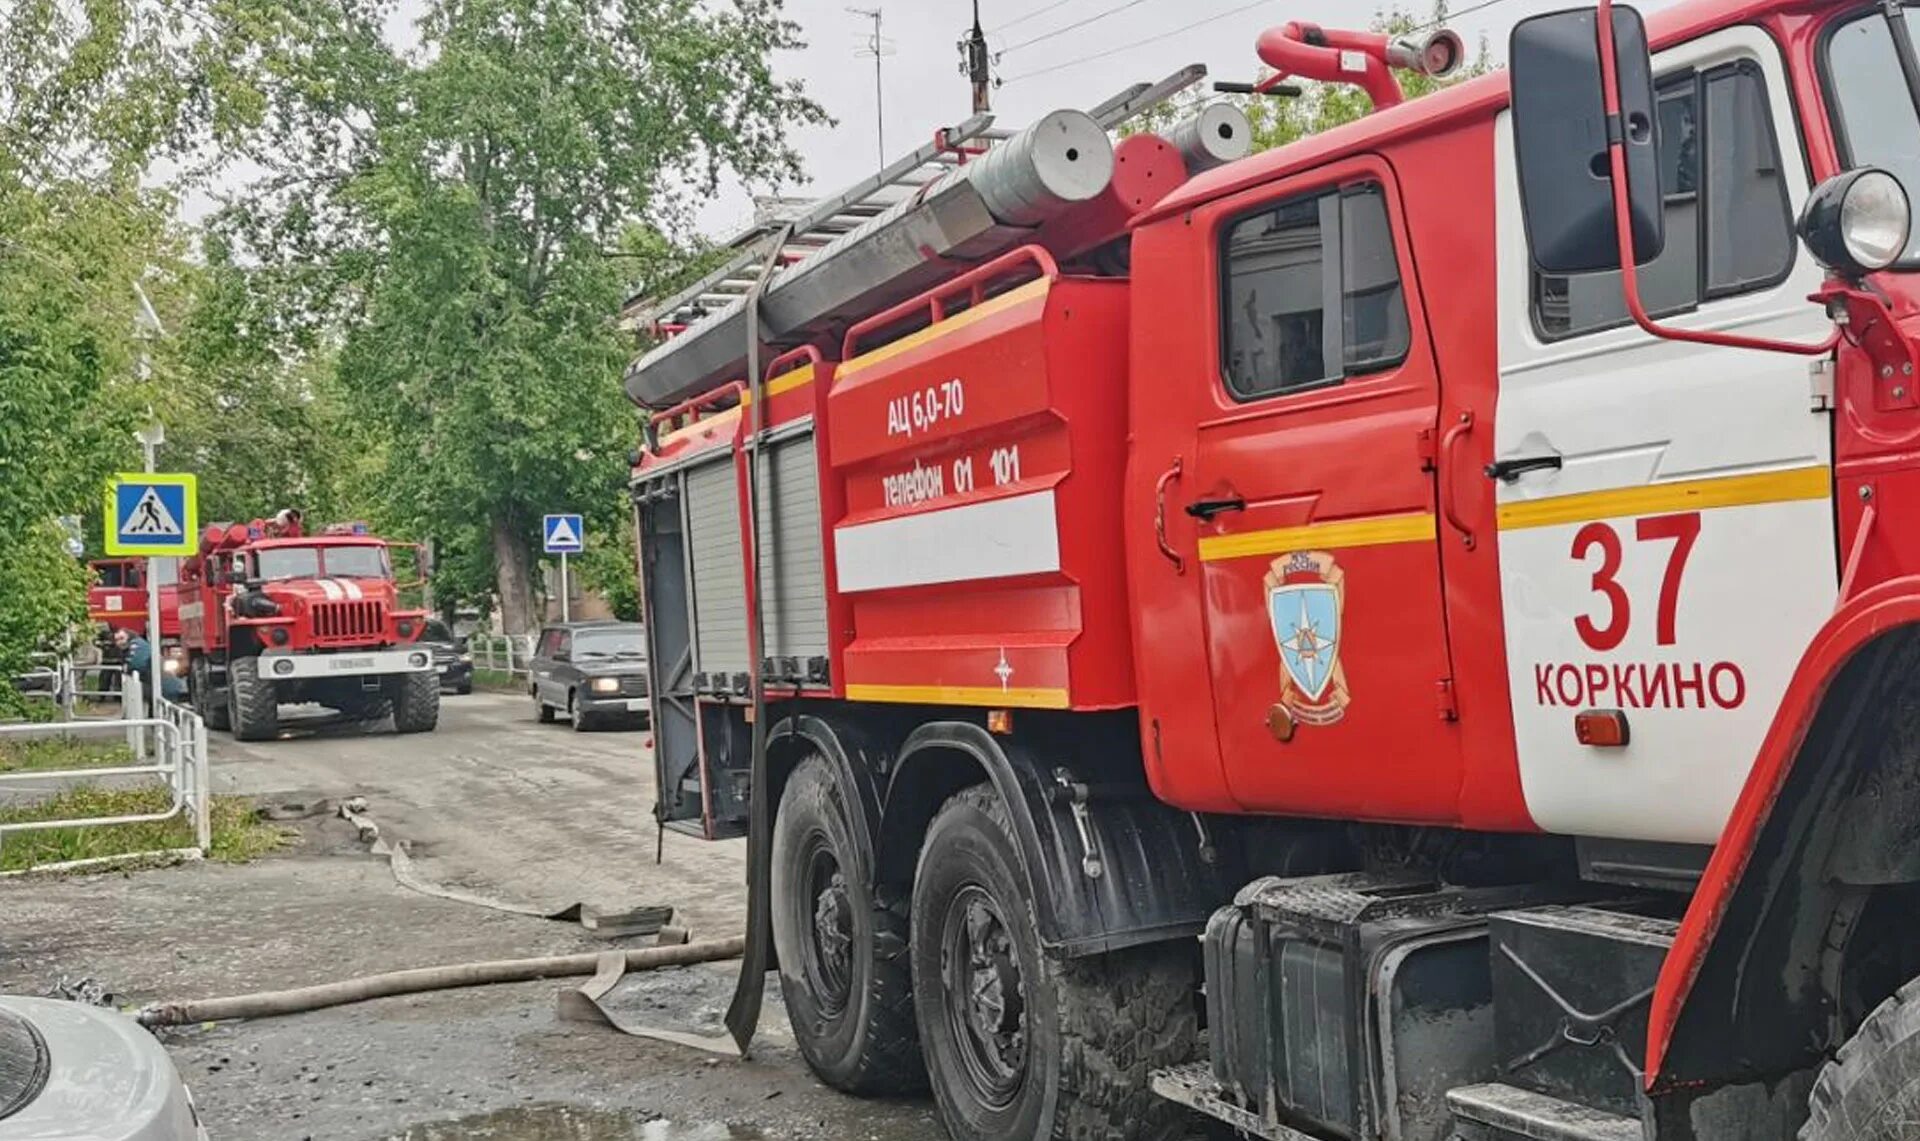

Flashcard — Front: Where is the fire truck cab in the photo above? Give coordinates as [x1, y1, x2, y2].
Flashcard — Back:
[179, 515, 439, 741]
[626, 2, 1920, 1139]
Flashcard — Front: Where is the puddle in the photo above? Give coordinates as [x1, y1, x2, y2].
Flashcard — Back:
[390, 1105, 763, 1141]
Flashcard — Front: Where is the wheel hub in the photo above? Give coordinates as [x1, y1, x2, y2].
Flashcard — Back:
[803, 845, 854, 1016]
[942, 887, 1027, 1106]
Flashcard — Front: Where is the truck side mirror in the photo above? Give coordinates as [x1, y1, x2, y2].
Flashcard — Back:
[1509, 4, 1664, 274]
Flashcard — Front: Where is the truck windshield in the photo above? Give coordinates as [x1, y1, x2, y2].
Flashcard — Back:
[323, 546, 391, 579]
[573, 629, 644, 660]
[1826, 8, 1920, 264]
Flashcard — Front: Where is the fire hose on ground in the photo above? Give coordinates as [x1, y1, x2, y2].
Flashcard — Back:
[132, 936, 745, 1029]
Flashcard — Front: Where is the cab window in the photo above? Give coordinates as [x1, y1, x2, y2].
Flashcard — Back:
[1220, 182, 1410, 400]
[1534, 60, 1795, 338]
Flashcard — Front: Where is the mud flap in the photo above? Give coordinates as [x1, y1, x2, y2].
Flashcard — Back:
[718, 225, 794, 1058]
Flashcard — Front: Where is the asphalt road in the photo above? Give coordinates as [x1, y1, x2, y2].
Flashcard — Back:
[0, 689, 946, 1141]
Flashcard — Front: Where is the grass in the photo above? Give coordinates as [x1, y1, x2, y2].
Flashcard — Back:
[471, 668, 525, 691]
[0, 741, 293, 872]
[0, 737, 137, 774]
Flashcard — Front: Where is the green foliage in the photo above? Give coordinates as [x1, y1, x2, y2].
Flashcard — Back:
[577, 512, 642, 622]
[0, 780, 291, 870]
[224, 0, 825, 631]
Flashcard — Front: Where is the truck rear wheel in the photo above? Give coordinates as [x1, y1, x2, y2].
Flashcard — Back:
[771, 755, 924, 1095]
[1803, 976, 1920, 1139]
[226, 657, 278, 741]
[911, 784, 1198, 1141]
[391, 670, 440, 734]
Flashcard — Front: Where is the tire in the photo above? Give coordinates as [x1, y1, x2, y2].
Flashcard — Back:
[391, 670, 440, 734]
[455, 680, 473, 696]
[569, 691, 593, 732]
[1803, 975, 1920, 1139]
[771, 756, 924, 1095]
[536, 688, 556, 723]
[333, 690, 393, 722]
[191, 657, 231, 732]
[226, 656, 279, 742]
[912, 784, 1199, 1141]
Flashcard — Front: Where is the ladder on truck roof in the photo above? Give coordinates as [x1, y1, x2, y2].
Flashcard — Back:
[624, 64, 1209, 337]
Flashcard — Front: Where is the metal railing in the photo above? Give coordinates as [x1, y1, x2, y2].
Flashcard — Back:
[469, 634, 535, 681]
[0, 679, 213, 870]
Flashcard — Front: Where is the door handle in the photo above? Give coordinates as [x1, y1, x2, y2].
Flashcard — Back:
[1154, 459, 1185, 576]
[1440, 411, 1476, 550]
[1185, 496, 1247, 520]
[1485, 454, 1563, 483]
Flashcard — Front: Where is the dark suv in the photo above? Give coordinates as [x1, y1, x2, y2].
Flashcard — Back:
[422, 619, 473, 695]
[529, 621, 649, 731]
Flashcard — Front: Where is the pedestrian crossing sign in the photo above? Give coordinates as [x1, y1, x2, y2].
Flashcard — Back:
[103, 473, 199, 556]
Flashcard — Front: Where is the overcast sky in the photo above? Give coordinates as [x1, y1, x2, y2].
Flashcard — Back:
[692, 0, 1686, 237]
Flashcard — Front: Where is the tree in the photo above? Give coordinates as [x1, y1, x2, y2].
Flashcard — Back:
[0, 0, 211, 705]
[220, 0, 824, 633]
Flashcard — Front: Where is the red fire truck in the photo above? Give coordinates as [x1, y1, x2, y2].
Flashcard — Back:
[87, 556, 186, 681]
[178, 513, 439, 741]
[625, 2, 1920, 1138]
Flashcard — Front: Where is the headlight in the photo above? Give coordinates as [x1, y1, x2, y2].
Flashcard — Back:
[458, 651, 472, 663]
[591, 677, 620, 694]
[271, 658, 296, 676]
[408, 652, 429, 669]
[1800, 167, 1911, 276]
[163, 657, 186, 677]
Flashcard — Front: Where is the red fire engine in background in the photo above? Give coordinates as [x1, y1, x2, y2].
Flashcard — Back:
[87, 556, 185, 679]
[178, 511, 440, 741]
[625, 2, 1920, 1138]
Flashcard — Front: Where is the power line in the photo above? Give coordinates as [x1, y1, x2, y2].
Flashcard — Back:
[990, 0, 1084, 34]
[1004, 0, 1518, 86]
[1413, 0, 1514, 33]
[1000, 0, 1157, 55]
[1002, 0, 1266, 83]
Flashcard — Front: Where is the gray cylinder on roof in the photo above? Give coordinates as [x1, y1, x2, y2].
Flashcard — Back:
[967, 109, 1115, 225]
[624, 109, 1118, 411]
[1165, 102, 1253, 174]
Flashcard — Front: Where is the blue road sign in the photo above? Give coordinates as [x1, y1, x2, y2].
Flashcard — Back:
[543, 514, 585, 554]
[103, 473, 198, 556]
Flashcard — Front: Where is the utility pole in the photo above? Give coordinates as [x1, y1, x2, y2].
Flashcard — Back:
[849, 6, 889, 166]
[960, 0, 993, 113]
[132, 281, 166, 715]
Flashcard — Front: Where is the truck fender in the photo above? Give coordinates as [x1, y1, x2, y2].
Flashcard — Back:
[1648, 577, 1920, 1093]
[765, 711, 885, 868]
[878, 721, 1236, 958]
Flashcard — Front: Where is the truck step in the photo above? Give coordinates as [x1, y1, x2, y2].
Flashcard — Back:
[1489, 904, 1675, 1117]
[1150, 1062, 1321, 1141]
[1447, 1082, 1643, 1141]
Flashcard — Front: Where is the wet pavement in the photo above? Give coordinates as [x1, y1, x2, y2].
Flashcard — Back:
[0, 691, 946, 1141]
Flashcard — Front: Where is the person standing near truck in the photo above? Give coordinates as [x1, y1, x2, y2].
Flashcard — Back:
[113, 628, 185, 702]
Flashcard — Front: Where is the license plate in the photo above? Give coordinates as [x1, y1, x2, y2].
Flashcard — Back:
[330, 657, 376, 671]
[625, 699, 648, 712]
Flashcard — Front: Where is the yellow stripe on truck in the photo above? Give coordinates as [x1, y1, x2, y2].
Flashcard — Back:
[845, 682, 1072, 709]
[1496, 466, 1831, 532]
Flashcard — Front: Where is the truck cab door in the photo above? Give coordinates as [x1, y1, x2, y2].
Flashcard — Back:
[1492, 29, 1835, 844]
[1146, 156, 1464, 821]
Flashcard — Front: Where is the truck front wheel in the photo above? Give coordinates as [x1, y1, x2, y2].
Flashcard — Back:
[1804, 976, 1920, 1139]
[771, 755, 923, 1095]
[911, 784, 1198, 1141]
[391, 670, 440, 734]
[226, 657, 278, 741]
